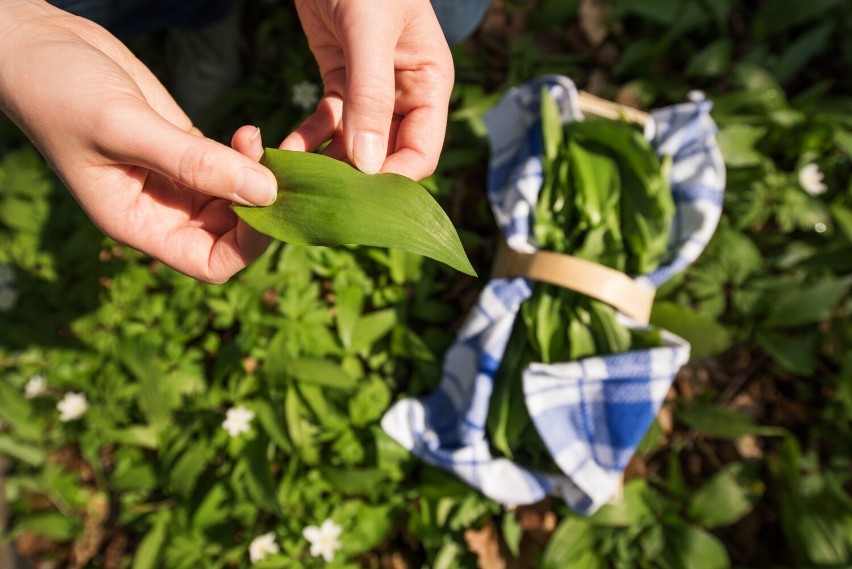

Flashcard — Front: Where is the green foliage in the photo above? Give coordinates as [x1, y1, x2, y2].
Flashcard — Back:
[235, 150, 477, 277]
[2, 0, 852, 567]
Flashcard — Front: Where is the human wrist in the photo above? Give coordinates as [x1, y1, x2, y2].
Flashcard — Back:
[0, 1, 66, 123]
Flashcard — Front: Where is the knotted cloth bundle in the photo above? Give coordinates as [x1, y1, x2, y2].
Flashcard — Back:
[381, 75, 726, 515]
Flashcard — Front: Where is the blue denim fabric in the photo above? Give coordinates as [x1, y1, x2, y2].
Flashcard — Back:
[47, 0, 230, 37]
[430, 0, 494, 45]
[49, 0, 493, 45]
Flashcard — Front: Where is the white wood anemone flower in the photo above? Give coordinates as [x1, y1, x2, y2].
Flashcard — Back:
[222, 405, 255, 437]
[24, 374, 48, 399]
[292, 80, 319, 111]
[799, 162, 827, 196]
[57, 392, 89, 422]
[249, 532, 279, 564]
[302, 519, 343, 562]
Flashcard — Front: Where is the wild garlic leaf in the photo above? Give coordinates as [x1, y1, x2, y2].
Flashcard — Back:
[234, 149, 476, 277]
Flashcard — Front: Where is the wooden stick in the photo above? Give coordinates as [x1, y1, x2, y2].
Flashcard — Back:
[577, 90, 649, 126]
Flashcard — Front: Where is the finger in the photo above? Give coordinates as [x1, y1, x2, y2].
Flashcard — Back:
[159, 220, 271, 284]
[318, 138, 349, 163]
[107, 102, 278, 206]
[207, 221, 271, 282]
[232, 125, 265, 161]
[280, 95, 343, 152]
[338, 3, 401, 174]
[381, 106, 447, 180]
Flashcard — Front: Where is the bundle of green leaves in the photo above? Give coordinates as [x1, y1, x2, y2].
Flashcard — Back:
[486, 89, 676, 471]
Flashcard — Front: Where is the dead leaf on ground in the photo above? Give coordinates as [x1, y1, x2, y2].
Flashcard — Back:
[69, 493, 109, 569]
[103, 530, 128, 569]
[515, 500, 557, 545]
[380, 551, 409, 569]
[579, 0, 611, 46]
[465, 519, 507, 569]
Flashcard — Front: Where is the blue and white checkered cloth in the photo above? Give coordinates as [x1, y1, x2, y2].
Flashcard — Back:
[381, 75, 726, 514]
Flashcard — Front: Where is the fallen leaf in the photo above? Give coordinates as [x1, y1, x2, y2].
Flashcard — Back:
[464, 520, 507, 569]
[579, 0, 611, 46]
[69, 494, 108, 569]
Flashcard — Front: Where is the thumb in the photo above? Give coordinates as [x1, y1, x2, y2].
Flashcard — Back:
[339, 4, 400, 174]
[111, 103, 277, 205]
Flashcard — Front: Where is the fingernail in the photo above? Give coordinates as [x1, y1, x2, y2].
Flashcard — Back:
[249, 126, 261, 141]
[238, 167, 276, 206]
[353, 131, 384, 175]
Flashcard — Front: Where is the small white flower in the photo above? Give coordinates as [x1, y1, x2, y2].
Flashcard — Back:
[815, 222, 827, 233]
[0, 264, 14, 286]
[687, 89, 706, 102]
[799, 163, 827, 196]
[24, 374, 48, 399]
[0, 285, 18, 312]
[222, 405, 255, 437]
[292, 80, 319, 111]
[303, 519, 343, 563]
[57, 392, 88, 422]
[249, 532, 280, 564]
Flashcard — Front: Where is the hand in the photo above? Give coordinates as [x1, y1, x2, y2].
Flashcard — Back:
[282, 0, 454, 180]
[0, 0, 277, 283]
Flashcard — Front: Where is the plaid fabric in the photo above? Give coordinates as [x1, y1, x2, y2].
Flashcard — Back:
[381, 75, 726, 514]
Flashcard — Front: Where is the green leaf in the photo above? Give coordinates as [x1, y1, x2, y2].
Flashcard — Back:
[688, 463, 755, 528]
[252, 398, 291, 452]
[12, 513, 80, 542]
[111, 461, 157, 491]
[502, 511, 523, 558]
[650, 302, 731, 358]
[119, 341, 174, 431]
[349, 375, 392, 427]
[191, 484, 230, 530]
[830, 202, 852, 241]
[106, 425, 160, 449]
[285, 385, 319, 465]
[756, 329, 818, 375]
[717, 125, 767, 168]
[660, 523, 730, 569]
[541, 86, 563, 165]
[772, 21, 833, 84]
[677, 402, 786, 439]
[169, 442, 208, 498]
[335, 285, 365, 350]
[320, 466, 387, 497]
[796, 509, 852, 565]
[234, 149, 476, 276]
[541, 516, 596, 569]
[753, 0, 844, 37]
[588, 479, 652, 527]
[243, 433, 283, 517]
[762, 277, 852, 328]
[0, 381, 43, 441]
[349, 308, 397, 354]
[132, 512, 171, 569]
[833, 129, 852, 158]
[0, 434, 45, 466]
[286, 357, 357, 390]
[338, 502, 396, 556]
[686, 38, 733, 77]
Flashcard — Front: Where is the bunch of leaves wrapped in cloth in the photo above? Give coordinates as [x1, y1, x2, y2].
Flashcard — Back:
[486, 89, 675, 472]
